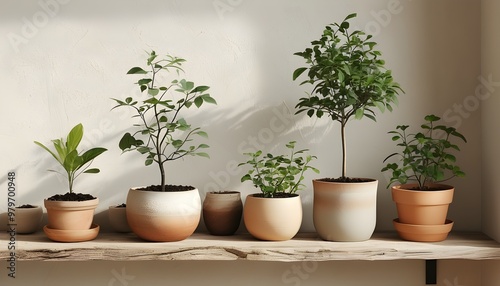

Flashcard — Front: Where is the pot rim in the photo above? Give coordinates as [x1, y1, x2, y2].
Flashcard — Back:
[207, 190, 240, 194]
[129, 186, 198, 192]
[313, 178, 378, 184]
[392, 183, 454, 192]
[247, 193, 300, 199]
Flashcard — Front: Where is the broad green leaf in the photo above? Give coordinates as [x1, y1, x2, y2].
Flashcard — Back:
[127, 67, 148, 74]
[202, 94, 217, 105]
[194, 96, 203, 108]
[191, 85, 210, 93]
[83, 168, 100, 174]
[79, 147, 107, 169]
[293, 67, 307, 80]
[66, 123, 83, 152]
[196, 152, 210, 158]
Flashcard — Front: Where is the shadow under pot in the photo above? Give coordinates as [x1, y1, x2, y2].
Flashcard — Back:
[203, 191, 242, 236]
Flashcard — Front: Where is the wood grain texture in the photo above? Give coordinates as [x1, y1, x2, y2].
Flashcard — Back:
[1, 232, 499, 262]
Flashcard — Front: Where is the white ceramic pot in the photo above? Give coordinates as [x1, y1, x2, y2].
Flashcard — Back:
[15, 205, 43, 234]
[126, 187, 201, 242]
[313, 179, 377, 242]
[243, 194, 302, 241]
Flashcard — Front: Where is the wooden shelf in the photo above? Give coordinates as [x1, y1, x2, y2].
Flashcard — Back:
[1, 232, 499, 262]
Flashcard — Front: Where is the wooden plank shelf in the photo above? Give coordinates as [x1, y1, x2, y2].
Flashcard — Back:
[1, 232, 499, 262]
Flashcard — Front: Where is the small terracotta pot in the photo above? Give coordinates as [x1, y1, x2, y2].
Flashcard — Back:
[243, 193, 302, 241]
[203, 191, 242, 236]
[15, 205, 43, 234]
[44, 198, 99, 230]
[391, 184, 454, 225]
[313, 179, 377, 242]
[126, 187, 201, 242]
[108, 205, 131, 233]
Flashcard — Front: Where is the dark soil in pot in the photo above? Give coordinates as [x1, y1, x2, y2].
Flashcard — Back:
[251, 193, 299, 198]
[16, 204, 37, 208]
[319, 177, 376, 183]
[46, 192, 96, 201]
[138, 185, 195, 192]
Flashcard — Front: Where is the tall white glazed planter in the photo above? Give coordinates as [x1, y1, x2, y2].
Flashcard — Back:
[313, 179, 377, 241]
[126, 188, 201, 242]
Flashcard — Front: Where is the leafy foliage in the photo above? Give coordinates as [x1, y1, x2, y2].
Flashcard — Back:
[111, 51, 216, 191]
[34, 123, 107, 194]
[239, 141, 319, 198]
[293, 13, 403, 179]
[381, 115, 467, 190]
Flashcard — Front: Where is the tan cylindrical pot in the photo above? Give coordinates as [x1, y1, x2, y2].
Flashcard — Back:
[243, 194, 302, 241]
[15, 205, 43, 234]
[203, 191, 242, 236]
[313, 179, 377, 242]
[126, 187, 201, 242]
[108, 205, 131, 233]
[44, 198, 99, 230]
[392, 184, 454, 225]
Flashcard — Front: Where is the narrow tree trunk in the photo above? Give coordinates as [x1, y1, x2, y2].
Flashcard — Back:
[341, 122, 347, 179]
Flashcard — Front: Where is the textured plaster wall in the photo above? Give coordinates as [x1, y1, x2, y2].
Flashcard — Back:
[0, 0, 490, 285]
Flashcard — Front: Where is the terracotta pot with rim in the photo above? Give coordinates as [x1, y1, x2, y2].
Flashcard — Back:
[203, 191, 242, 236]
[391, 183, 454, 225]
[313, 179, 377, 242]
[126, 187, 201, 242]
[243, 193, 302, 241]
[44, 198, 99, 230]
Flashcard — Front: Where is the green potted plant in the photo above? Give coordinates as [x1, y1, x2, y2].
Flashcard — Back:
[239, 141, 319, 241]
[292, 13, 403, 241]
[112, 50, 216, 242]
[382, 114, 467, 242]
[34, 123, 107, 242]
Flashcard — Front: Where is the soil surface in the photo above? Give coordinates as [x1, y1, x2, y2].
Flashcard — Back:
[252, 193, 299, 198]
[16, 204, 36, 208]
[137, 185, 195, 192]
[320, 177, 376, 183]
[46, 192, 96, 201]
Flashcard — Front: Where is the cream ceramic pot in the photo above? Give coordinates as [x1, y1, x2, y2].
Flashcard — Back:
[126, 187, 201, 242]
[313, 179, 377, 242]
[243, 194, 302, 241]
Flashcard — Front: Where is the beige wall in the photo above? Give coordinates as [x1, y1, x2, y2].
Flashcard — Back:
[482, 0, 500, 242]
[0, 0, 490, 285]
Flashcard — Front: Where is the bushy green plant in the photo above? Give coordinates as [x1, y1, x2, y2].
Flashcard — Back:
[381, 114, 467, 190]
[112, 51, 216, 192]
[293, 13, 403, 180]
[239, 141, 319, 198]
[34, 123, 107, 194]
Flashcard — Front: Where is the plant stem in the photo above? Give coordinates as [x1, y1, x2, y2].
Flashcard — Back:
[341, 121, 347, 178]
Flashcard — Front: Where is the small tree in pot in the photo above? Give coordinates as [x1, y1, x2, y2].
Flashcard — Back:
[292, 13, 403, 241]
[112, 50, 216, 242]
[239, 141, 319, 241]
[35, 123, 107, 242]
[382, 114, 467, 242]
